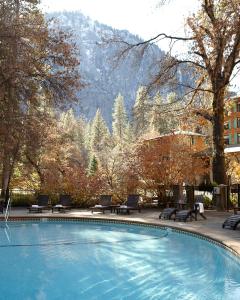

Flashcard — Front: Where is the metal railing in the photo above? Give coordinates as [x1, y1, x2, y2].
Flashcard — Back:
[4, 197, 11, 222]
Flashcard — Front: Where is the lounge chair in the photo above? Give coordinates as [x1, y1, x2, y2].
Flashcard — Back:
[116, 194, 141, 214]
[52, 194, 72, 213]
[222, 215, 240, 230]
[174, 209, 193, 222]
[28, 194, 50, 213]
[159, 208, 177, 220]
[90, 195, 112, 214]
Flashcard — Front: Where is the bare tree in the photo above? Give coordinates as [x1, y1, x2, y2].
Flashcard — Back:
[108, 0, 240, 188]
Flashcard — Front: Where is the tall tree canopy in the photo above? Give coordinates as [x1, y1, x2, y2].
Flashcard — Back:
[112, 93, 128, 144]
[186, 0, 240, 185]
[133, 86, 150, 137]
[116, 0, 240, 187]
[0, 0, 81, 199]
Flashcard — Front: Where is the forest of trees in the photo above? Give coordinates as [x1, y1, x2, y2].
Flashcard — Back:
[1, 0, 240, 210]
[114, 0, 240, 193]
[1, 1, 203, 205]
[6, 83, 209, 204]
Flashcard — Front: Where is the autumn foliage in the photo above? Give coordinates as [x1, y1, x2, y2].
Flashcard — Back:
[137, 135, 209, 190]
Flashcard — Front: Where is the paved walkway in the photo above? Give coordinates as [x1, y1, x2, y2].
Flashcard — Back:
[2, 208, 240, 255]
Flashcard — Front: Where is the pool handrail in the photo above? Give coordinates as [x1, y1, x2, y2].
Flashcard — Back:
[5, 197, 11, 222]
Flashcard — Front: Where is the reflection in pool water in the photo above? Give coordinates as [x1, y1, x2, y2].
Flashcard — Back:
[0, 221, 239, 300]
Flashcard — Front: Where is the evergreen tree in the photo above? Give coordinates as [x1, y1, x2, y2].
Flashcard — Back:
[149, 91, 164, 133]
[167, 92, 177, 104]
[133, 86, 150, 137]
[149, 92, 181, 135]
[84, 121, 92, 152]
[125, 122, 134, 144]
[112, 93, 127, 143]
[59, 109, 87, 154]
[88, 154, 98, 176]
[166, 92, 181, 132]
[60, 109, 77, 137]
[90, 109, 111, 153]
[76, 118, 87, 152]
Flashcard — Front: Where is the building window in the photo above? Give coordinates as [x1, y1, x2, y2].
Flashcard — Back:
[224, 136, 230, 145]
[237, 118, 240, 128]
[237, 103, 240, 112]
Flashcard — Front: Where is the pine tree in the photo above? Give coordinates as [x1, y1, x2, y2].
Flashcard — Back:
[76, 118, 87, 152]
[88, 154, 98, 176]
[167, 92, 177, 104]
[84, 121, 92, 152]
[133, 86, 150, 137]
[125, 122, 134, 144]
[59, 109, 87, 154]
[60, 109, 77, 137]
[90, 109, 111, 153]
[112, 93, 127, 143]
[60, 111, 88, 154]
[166, 92, 181, 132]
[149, 92, 181, 135]
[149, 91, 163, 133]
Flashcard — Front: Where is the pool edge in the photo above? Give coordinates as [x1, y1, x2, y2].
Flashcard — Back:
[1, 215, 239, 259]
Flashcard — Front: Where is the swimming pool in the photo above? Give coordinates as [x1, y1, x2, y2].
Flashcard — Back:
[0, 220, 239, 299]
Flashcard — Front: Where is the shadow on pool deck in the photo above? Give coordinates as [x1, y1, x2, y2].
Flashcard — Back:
[2, 208, 240, 255]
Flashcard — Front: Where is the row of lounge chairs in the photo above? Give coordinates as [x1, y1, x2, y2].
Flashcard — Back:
[91, 196, 240, 231]
[28, 194, 142, 215]
[3, 193, 240, 230]
[160, 205, 240, 230]
[28, 194, 72, 213]
[160, 208, 194, 222]
[90, 194, 141, 214]
[159, 203, 207, 222]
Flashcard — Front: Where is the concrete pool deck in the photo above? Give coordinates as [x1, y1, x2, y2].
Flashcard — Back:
[1, 208, 240, 255]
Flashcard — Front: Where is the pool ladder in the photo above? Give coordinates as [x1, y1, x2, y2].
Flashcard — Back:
[4, 197, 11, 222]
[3, 198, 11, 242]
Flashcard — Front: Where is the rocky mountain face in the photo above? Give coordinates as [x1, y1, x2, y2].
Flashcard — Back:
[48, 11, 188, 126]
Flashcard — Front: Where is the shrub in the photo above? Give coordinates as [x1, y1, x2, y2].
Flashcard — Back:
[230, 194, 238, 207]
[11, 192, 35, 207]
[203, 195, 212, 208]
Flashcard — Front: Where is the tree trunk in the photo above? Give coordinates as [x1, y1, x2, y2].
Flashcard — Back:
[0, 153, 11, 204]
[186, 185, 195, 209]
[26, 155, 45, 188]
[212, 87, 227, 185]
[1, 142, 20, 204]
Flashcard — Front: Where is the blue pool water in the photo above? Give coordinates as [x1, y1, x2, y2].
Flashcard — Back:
[0, 221, 239, 300]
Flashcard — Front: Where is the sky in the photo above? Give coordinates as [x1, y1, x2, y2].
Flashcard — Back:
[41, 0, 239, 92]
[41, 0, 199, 51]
